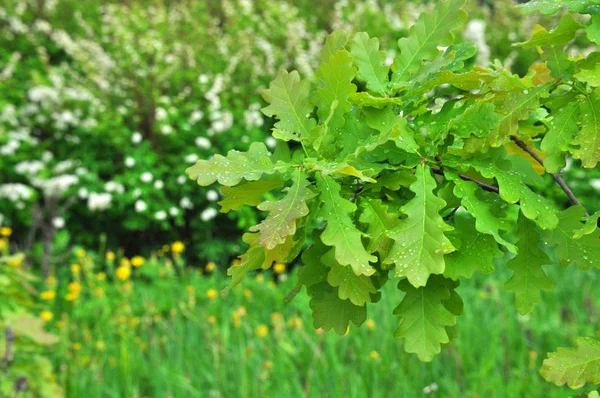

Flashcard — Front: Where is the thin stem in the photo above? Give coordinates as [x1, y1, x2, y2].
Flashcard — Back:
[430, 167, 499, 194]
[509, 136, 588, 215]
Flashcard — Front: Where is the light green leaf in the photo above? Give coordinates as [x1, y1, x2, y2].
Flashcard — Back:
[349, 92, 403, 109]
[223, 246, 265, 297]
[541, 46, 574, 79]
[574, 52, 600, 87]
[309, 282, 367, 334]
[518, 0, 600, 15]
[307, 160, 376, 183]
[390, 0, 467, 91]
[316, 49, 357, 131]
[316, 174, 376, 276]
[543, 206, 600, 270]
[320, 30, 349, 64]
[573, 211, 600, 239]
[250, 169, 316, 250]
[587, 15, 600, 44]
[541, 99, 580, 173]
[572, 92, 600, 168]
[450, 102, 501, 139]
[7, 314, 59, 345]
[444, 213, 503, 280]
[447, 171, 516, 252]
[186, 143, 284, 186]
[350, 32, 389, 96]
[384, 164, 455, 287]
[505, 215, 555, 315]
[517, 14, 583, 48]
[218, 178, 283, 213]
[393, 275, 459, 361]
[541, 337, 600, 388]
[324, 249, 376, 306]
[359, 198, 401, 259]
[261, 70, 316, 141]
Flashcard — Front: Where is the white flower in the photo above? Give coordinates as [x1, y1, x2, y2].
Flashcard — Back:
[180, 197, 193, 209]
[169, 207, 180, 216]
[160, 125, 174, 135]
[105, 181, 125, 194]
[42, 151, 53, 162]
[135, 200, 147, 212]
[185, 154, 199, 163]
[177, 175, 187, 185]
[132, 132, 143, 144]
[140, 172, 153, 183]
[154, 210, 167, 220]
[52, 217, 65, 229]
[78, 187, 89, 199]
[15, 160, 44, 175]
[35, 175, 79, 198]
[125, 157, 135, 167]
[156, 107, 168, 121]
[154, 180, 164, 190]
[423, 383, 438, 394]
[198, 74, 209, 84]
[87, 192, 112, 211]
[590, 178, 600, 190]
[265, 136, 277, 148]
[133, 188, 142, 198]
[200, 207, 218, 222]
[0, 183, 34, 201]
[190, 110, 204, 123]
[195, 137, 211, 149]
[206, 190, 219, 202]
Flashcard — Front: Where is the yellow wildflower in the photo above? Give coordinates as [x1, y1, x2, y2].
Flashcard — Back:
[171, 241, 185, 254]
[96, 272, 106, 281]
[40, 290, 56, 301]
[71, 263, 81, 273]
[236, 306, 247, 317]
[7, 257, 22, 268]
[68, 282, 82, 295]
[255, 273, 265, 283]
[116, 265, 131, 281]
[76, 248, 86, 258]
[273, 262, 286, 274]
[288, 317, 303, 329]
[40, 311, 53, 322]
[232, 314, 241, 328]
[65, 293, 79, 301]
[0, 238, 7, 250]
[120, 257, 130, 267]
[94, 288, 105, 297]
[162, 244, 170, 252]
[106, 251, 115, 261]
[208, 315, 217, 324]
[118, 315, 127, 324]
[243, 289, 253, 298]
[366, 319, 376, 330]
[95, 341, 105, 351]
[369, 350, 380, 360]
[0, 227, 12, 237]
[131, 256, 145, 268]
[46, 276, 56, 285]
[255, 324, 269, 337]
[206, 288, 218, 299]
[73, 343, 82, 351]
[270, 312, 283, 323]
[186, 285, 196, 295]
[205, 261, 215, 272]
[263, 360, 273, 370]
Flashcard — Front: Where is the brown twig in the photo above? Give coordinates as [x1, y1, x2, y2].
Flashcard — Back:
[509, 136, 588, 215]
[430, 167, 499, 194]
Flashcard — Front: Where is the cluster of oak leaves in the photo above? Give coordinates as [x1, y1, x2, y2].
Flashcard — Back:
[187, 0, 600, 390]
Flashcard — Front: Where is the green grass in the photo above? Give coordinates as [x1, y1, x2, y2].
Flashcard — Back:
[47, 254, 600, 398]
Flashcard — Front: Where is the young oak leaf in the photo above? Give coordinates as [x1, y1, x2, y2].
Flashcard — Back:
[218, 178, 283, 213]
[261, 70, 316, 141]
[316, 174, 376, 277]
[359, 198, 401, 259]
[186, 142, 285, 186]
[350, 32, 389, 96]
[384, 164, 455, 287]
[543, 206, 600, 270]
[517, 14, 583, 48]
[573, 210, 600, 239]
[572, 91, 600, 168]
[390, 0, 467, 91]
[250, 169, 316, 250]
[393, 275, 459, 361]
[541, 99, 580, 173]
[447, 171, 516, 253]
[505, 215, 555, 315]
[309, 282, 367, 334]
[541, 336, 600, 389]
[444, 213, 503, 280]
[323, 249, 376, 306]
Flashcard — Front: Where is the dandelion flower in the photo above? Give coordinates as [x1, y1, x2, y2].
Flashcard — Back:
[205, 261, 215, 272]
[243, 289, 253, 298]
[96, 272, 106, 281]
[206, 288, 218, 299]
[7, 257, 22, 267]
[71, 263, 81, 273]
[263, 360, 273, 370]
[369, 351, 380, 360]
[207, 315, 217, 324]
[68, 282, 82, 295]
[273, 262, 286, 274]
[0, 227, 12, 237]
[40, 290, 56, 301]
[40, 310, 53, 322]
[131, 256, 145, 268]
[76, 248, 86, 258]
[288, 317, 303, 329]
[106, 251, 115, 261]
[116, 266, 131, 281]
[255, 324, 269, 337]
[171, 241, 185, 253]
[0, 238, 7, 250]
[366, 319, 376, 330]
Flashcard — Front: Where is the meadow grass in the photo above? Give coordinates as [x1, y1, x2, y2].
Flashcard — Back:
[45, 250, 600, 398]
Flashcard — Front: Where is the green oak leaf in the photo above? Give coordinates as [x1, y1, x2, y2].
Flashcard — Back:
[505, 215, 555, 315]
[261, 70, 316, 141]
[572, 92, 600, 168]
[350, 32, 389, 96]
[517, 14, 583, 48]
[541, 46, 574, 79]
[309, 282, 367, 334]
[323, 249, 376, 306]
[444, 213, 503, 280]
[450, 102, 501, 139]
[587, 15, 600, 44]
[573, 211, 600, 239]
[393, 275, 459, 361]
[359, 198, 401, 260]
[218, 178, 283, 213]
[541, 337, 600, 388]
[390, 0, 467, 91]
[384, 164, 455, 287]
[307, 160, 376, 183]
[543, 206, 600, 270]
[518, 0, 600, 15]
[250, 169, 316, 250]
[320, 30, 349, 64]
[574, 52, 600, 87]
[447, 171, 516, 252]
[316, 174, 376, 276]
[223, 246, 265, 297]
[541, 99, 580, 173]
[186, 142, 285, 186]
[349, 92, 402, 109]
[298, 234, 329, 290]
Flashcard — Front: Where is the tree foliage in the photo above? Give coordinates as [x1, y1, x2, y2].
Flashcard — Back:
[188, 0, 600, 389]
